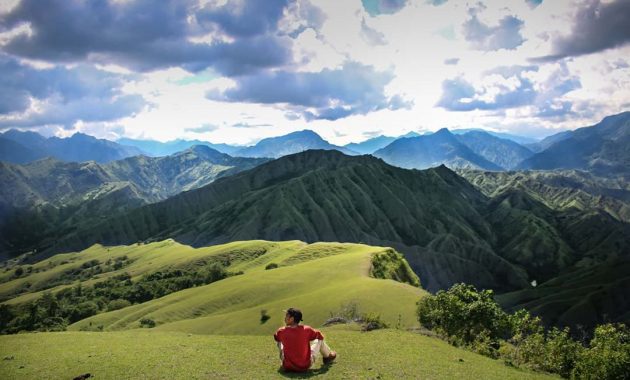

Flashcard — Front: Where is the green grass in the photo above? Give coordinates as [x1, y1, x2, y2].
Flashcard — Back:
[68, 241, 424, 334]
[0, 328, 555, 379]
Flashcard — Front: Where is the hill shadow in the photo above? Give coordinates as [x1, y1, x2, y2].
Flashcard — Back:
[277, 363, 333, 378]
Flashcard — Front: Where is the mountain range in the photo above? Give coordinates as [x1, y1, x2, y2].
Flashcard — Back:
[2, 112, 629, 331]
[117, 137, 240, 156]
[373, 128, 505, 170]
[0, 130, 143, 164]
[27, 149, 629, 329]
[2, 111, 629, 175]
[0, 146, 267, 258]
[519, 111, 630, 175]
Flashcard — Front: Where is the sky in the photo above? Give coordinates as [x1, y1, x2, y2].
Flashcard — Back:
[0, 0, 629, 146]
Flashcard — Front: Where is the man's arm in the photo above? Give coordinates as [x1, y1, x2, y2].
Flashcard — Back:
[307, 326, 325, 341]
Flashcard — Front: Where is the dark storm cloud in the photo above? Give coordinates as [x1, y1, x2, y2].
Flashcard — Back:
[437, 65, 581, 117]
[209, 62, 411, 121]
[362, 0, 408, 16]
[0, 54, 144, 127]
[463, 11, 525, 51]
[0, 0, 295, 75]
[534, 0, 630, 61]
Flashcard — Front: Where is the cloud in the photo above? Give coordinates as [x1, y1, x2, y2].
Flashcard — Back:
[437, 64, 581, 118]
[0, 54, 144, 127]
[427, 0, 448, 6]
[361, 18, 387, 46]
[184, 123, 220, 133]
[534, 0, 630, 61]
[196, 0, 289, 38]
[209, 62, 411, 121]
[0, 0, 295, 75]
[362, 0, 408, 16]
[444, 58, 459, 65]
[463, 11, 525, 51]
[232, 122, 272, 128]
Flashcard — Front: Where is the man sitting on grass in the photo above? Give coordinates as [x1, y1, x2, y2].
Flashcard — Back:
[274, 307, 337, 372]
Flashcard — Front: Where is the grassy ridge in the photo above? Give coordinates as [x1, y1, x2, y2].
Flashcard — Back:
[0, 240, 304, 304]
[0, 329, 553, 379]
[68, 241, 424, 334]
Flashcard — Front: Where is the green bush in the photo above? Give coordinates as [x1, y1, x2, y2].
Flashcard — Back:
[417, 283, 508, 345]
[107, 299, 132, 311]
[371, 249, 420, 287]
[362, 312, 389, 332]
[139, 318, 156, 328]
[572, 323, 630, 380]
[544, 327, 582, 378]
[260, 309, 271, 324]
[416, 284, 630, 379]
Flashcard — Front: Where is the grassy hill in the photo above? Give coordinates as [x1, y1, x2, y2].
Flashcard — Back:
[0, 328, 553, 379]
[1, 240, 423, 334]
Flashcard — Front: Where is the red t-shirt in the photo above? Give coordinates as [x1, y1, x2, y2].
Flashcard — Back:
[274, 325, 324, 371]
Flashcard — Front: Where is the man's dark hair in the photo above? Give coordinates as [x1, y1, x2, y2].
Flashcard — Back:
[286, 308, 303, 323]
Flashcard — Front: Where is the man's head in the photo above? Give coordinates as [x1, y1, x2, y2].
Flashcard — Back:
[284, 307, 303, 326]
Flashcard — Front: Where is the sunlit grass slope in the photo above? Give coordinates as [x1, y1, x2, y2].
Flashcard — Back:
[1, 239, 308, 304]
[0, 329, 553, 379]
[66, 240, 424, 334]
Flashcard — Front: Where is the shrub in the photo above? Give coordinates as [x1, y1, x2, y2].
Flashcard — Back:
[416, 283, 509, 345]
[265, 263, 278, 270]
[68, 301, 98, 323]
[572, 323, 630, 380]
[371, 249, 420, 287]
[139, 318, 156, 328]
[362, 312, 389, 332]
[544, 327, 582, 378]
[260, 309, 271, 324]
[107, 299, 132, 311]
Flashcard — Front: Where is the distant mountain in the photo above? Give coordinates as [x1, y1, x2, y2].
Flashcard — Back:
[0, 146, 268, 257]
[0, 137, 43, 164]
[525, 130, 573, 153]
[117, 138, 240, 156]
[1, 130, 144, 164]
[455, 131, 534, 170]
[344, 135, 397, 154]
[518, 112, 630, 174]
[451, 129, 539, 145]
[234, 130, 357, 158]
[373, 128, 502, 170]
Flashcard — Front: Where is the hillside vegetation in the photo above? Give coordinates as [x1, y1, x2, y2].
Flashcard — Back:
[1, 240, 424, 335]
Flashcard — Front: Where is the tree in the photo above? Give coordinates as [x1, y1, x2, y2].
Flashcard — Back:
[417, 283, 509, 345]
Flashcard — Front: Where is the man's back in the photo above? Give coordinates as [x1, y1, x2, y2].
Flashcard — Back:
[274, 325, 324, 371]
